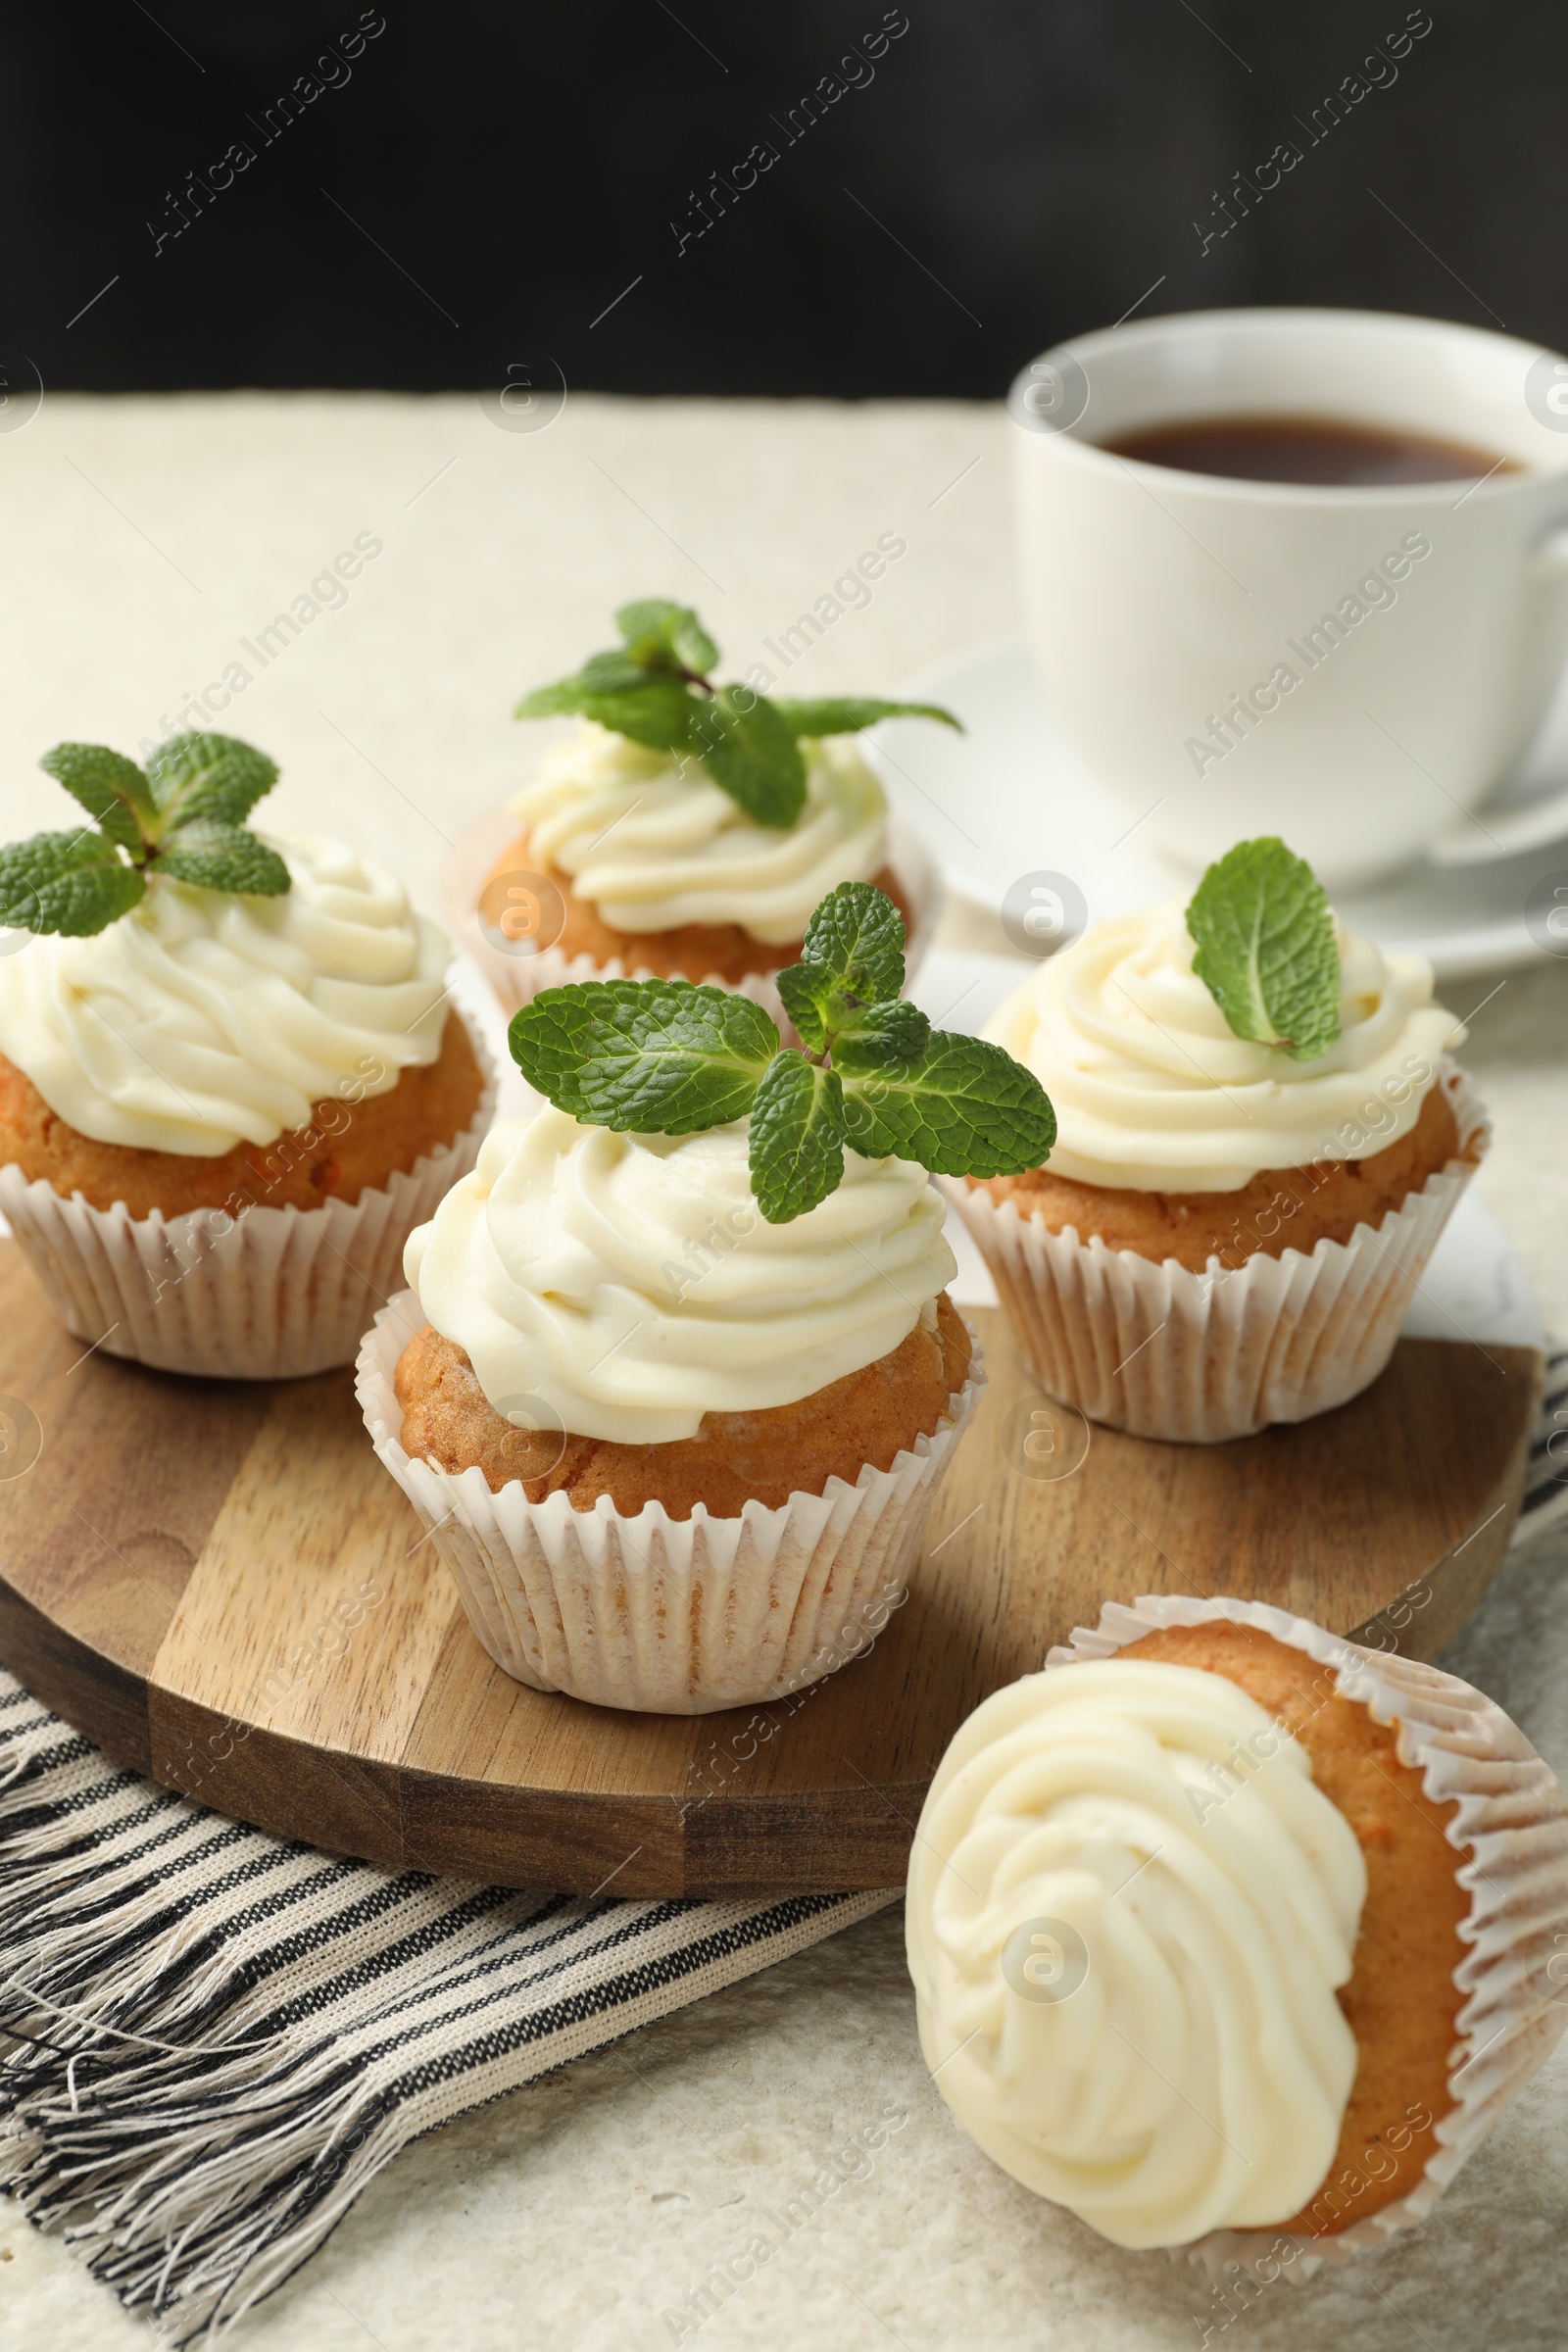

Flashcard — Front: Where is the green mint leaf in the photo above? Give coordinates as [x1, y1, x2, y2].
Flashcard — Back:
[510, 979, 779, 1134]
[0, 830, 146, 936]
[839, 1031, 1056, 1176]
[37, 743, 158, 855]
[829, 1000, 931, 1069]
[775, 960, 830, 1054]
[585, 683, 704, 755]
[1186, 837, 1342, 1061]
[748, 1053, 847, 1224]
[614, 598, 717, 676]
[505, 978, 649, 1117]
[578, 649, 657, 693]
[514, 677, 598, 719]
[146, 732, 279, 828]
[684, 688, 807, 828]
[770, 698, 961, 741]
[514, 675, 698, 756]
[799, 882, 906, 1013]
[150, 822, 290, 897]
[774, 903, 921, 1056]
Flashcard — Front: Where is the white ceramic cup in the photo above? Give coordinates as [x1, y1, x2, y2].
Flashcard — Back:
[1010, 308, 1568, 890]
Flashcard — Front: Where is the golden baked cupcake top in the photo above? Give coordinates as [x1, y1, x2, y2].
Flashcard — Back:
[403, 879, 1054, 1444]
[0, 731, 452, 1155]
[511, 723, 892, 948]
[986, 837, 1463, 1192]
[406, 1109, 957, 1445]
[510, 596, 956, 948]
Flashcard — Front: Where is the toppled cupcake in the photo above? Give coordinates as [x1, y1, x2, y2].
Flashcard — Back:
[950, 837, 1484, 1440]
[906, 1594, 1568, 2262]
[0, 732, 491, 1377]
[358, 880, 1055, 1714]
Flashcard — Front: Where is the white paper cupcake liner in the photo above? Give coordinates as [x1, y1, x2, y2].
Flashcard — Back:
[941, 1059, 1488, 1443]
[357, 1290, 986, 1715]
[444, 803, 943, 1040]
[0, 1014, 498, 1381]
[1047, 1593, 1568, 2278]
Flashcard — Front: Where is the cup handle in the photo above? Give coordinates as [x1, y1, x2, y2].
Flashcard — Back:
[1429, 520, 1568, 866]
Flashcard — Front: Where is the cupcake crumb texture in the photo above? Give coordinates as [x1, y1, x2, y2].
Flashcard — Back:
[395, 1293, 972, 1517]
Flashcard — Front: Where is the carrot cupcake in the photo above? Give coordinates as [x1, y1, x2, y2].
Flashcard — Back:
[0, 732, 493, 1377]
[906, 1593, 1568, 2267]
[452, 596, 952, 1022]
[947, 838, 1484, 1440]
[359, 880, 1054, 1712]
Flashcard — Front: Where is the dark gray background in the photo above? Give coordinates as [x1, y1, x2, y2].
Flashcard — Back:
[8, 1, 1558, 399]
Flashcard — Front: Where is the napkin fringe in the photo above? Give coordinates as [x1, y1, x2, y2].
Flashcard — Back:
[0, 1725, 407, 2332]
[0, 1685, 894, 2341]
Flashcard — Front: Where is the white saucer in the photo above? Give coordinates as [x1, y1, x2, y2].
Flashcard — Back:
[866, 635, 1568, 981]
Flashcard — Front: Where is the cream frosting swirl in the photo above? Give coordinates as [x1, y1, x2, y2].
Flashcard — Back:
[0, 835, 451, 1155]
[906, 1658, 1366, 2249]
[985, 900, 1463, 1191]
[403, 1106, 956, 1443]
[510, 720, 889, 944]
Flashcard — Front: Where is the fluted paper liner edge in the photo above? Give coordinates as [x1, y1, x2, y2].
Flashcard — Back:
[1046, 1593, 1568, 2278]
[0, 1012, 498, 1381]
[941, 1060, 1488, 1441]
[357, 1290, 986, 1715]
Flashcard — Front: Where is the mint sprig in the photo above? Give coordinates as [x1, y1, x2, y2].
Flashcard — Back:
[1186, 837, 1342, 1061]
[1, 733, 289, 939]
[615, 597, 718, 675]
[514, 600, 960, 833]
[509, 880, 1056, 1224]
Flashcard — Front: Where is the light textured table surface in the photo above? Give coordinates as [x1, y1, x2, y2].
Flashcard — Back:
[0, 394, 1565, 2352]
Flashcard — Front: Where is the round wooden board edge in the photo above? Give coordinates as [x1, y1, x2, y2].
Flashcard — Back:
[0, 1353, 1538, 1900]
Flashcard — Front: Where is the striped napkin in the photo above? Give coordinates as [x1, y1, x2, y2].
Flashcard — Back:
[2, 1348, 1564, 2345]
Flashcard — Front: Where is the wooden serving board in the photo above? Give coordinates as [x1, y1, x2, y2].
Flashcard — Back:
[0, 1241, 1539, 1897]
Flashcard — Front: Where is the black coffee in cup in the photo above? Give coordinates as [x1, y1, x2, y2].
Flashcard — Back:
[1102, 414, 1520, 487]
